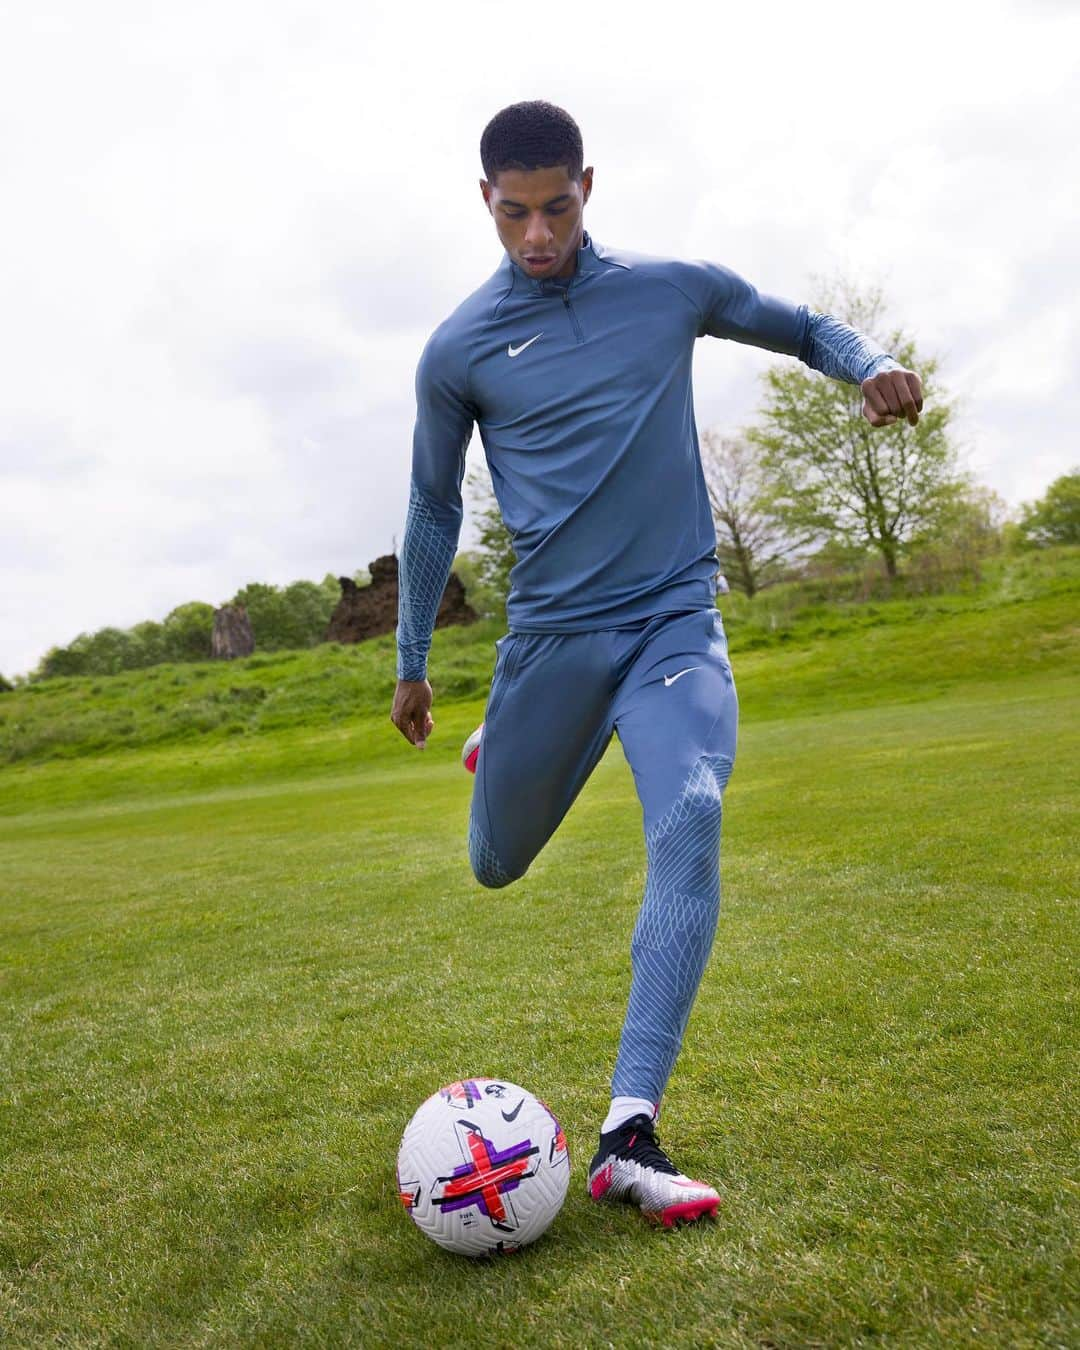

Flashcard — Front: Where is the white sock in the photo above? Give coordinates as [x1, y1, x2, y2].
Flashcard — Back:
[601, 1096, 659, 1134]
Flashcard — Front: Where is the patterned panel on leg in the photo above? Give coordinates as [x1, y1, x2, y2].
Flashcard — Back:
[468, 815, 515, 889]
[612, 753, 734, 1101]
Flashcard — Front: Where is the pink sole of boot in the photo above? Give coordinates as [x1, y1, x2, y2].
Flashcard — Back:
[647, 1197, 720, 1228]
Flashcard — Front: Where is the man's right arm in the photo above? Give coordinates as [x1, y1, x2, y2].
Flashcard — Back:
[391, 328, 475, 749]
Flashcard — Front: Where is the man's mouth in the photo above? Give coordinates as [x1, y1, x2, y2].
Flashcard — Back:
[523, 255, 557, 270]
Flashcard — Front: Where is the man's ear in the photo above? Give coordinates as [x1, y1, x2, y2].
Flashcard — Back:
[581, 166, 594, 205]
[479, 178, 493, 213]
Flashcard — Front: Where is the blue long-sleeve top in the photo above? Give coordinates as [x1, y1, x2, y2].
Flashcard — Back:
[396, 233, 898, 680]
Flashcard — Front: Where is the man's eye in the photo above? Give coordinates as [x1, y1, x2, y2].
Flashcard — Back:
[548, 207, 568, 216]
[503, 210, 526, 219]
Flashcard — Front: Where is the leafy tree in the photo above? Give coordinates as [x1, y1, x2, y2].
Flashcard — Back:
[749, 281, 958, 580]
[0, 672, 14, 693]
[466, 467, 516, 618]
[34, 606, 214, 678]
[129, 620, 167, 668]
[229, 583, 279, 648]
[699, 430, 809, 596]
[161, 603, 215, 662]
[278, 579, 337, 647]
[1014, 470, 1080, 548]
[34, 641, 89, 679]
[230, 577, 340, 650]
[914, 479, 1008, 557]
[84, 629, 134, 675]
[451, 550, 495, 619]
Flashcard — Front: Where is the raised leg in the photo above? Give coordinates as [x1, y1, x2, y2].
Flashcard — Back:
[468, 629, 615, 888]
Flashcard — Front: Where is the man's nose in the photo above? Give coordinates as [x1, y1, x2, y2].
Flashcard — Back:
[523, 213, 554, 247]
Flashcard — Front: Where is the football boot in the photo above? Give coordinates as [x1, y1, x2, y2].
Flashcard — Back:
[461, 722, 483, 774]
[587, 1114, 719, 1227]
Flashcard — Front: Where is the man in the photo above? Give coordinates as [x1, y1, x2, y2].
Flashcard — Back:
[391, 102, 923, 1227]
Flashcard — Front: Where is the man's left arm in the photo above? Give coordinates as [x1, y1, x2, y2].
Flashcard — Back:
[684, 259, 924, 427]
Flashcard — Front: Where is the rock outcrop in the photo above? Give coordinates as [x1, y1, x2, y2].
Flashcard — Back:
[325, 554, 476, 645]
[212, 603, 255, 659]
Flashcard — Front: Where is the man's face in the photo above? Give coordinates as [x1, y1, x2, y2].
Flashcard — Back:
[480, 164, 593, 280]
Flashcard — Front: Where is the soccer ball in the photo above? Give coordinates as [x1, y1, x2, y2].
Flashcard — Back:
[397, 1078, 570, 1256]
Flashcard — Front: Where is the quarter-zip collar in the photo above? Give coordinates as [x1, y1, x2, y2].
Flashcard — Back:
[502, 231, 604, 296]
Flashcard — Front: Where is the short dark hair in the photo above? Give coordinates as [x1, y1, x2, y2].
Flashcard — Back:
[480, 101, 584, 182]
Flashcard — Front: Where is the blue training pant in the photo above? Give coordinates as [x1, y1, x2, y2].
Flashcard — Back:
[468, 607, 738, 1105]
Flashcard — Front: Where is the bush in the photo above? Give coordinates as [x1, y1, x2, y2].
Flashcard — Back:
[161, 604, 215, 662]
[1015, 471, 1080, 549]
[230, 576, 341, 650]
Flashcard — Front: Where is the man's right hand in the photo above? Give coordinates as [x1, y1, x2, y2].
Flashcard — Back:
[391, 678, 434, 749]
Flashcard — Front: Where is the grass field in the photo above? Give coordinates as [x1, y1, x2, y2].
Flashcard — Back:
[1, 562, 1078, 1346]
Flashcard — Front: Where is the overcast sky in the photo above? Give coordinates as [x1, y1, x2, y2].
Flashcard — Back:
[2, 0, 1077, 678]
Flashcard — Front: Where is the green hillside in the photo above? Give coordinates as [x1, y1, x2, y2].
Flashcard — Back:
[1, 548, 1076, 814]
[1, 551, 1077, 1346]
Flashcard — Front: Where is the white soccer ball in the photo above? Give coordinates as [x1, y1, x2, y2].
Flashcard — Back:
[397, 1078, 570, 1256]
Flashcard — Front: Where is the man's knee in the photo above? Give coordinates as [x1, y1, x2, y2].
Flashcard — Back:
[641, 753, 733, 910]
[651, 754, 730, 847]
[468, 818, 523, 889]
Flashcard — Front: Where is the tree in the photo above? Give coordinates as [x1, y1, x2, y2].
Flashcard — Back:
[748, 281, 958, 580]
[228, 577, 341, 651]
[128, 620, 167, 667]
[699, 430, 809, 596]
[54, 627, 138, 676]
[913, 479, 1008, 557]
[277, 579, 338, 648]
[161, 603, 215, 663]
[1015, 470, 1080, 548]
[451, 550, 492, 618]
[466, 466, 516, 618]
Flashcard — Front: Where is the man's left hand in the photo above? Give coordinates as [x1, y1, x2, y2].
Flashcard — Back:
[861, 368, 923, 428]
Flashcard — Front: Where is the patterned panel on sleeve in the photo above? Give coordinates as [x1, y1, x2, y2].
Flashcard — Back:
[396, 481, 460, 682]
[801, 311, 900, 385]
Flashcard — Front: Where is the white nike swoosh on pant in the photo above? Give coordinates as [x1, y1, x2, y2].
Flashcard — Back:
[508, 332, 543, 357]
[663, 667, 701, 687]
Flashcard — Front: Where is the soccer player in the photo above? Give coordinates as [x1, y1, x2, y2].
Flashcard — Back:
[391, 102, 923, 1227]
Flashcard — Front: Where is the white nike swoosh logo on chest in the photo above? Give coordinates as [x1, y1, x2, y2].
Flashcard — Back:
[507, 332, 543, 357]
[663, 667, 701, 687]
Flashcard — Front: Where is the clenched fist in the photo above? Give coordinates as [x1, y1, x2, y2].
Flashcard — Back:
[861, 367, 924, 428]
